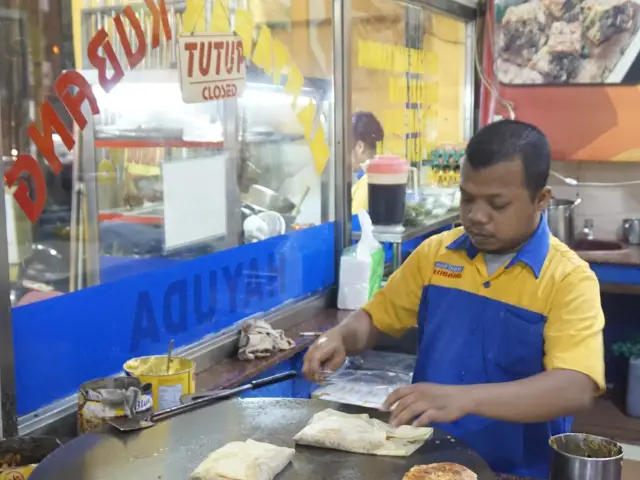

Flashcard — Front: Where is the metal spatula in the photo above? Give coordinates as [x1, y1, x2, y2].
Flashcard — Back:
[108, 370, 297, 432]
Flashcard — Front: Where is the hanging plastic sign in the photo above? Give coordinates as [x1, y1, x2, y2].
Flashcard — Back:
[177, 33, 246, 104]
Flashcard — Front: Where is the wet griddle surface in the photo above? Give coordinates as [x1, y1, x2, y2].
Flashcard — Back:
[31, 398, 494, 480]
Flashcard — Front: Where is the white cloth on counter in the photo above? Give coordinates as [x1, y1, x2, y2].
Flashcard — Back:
[237, 319, 295, 361]
[293, 408, 433, 456]
[190, 439, 294, 480]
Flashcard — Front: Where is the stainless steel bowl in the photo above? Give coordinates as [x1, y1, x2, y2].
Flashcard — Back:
[549, 433, 623, 480]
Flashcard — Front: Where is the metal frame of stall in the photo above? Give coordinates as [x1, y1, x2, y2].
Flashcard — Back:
[0, 3, 29, 440]
[0, 0, 477, 438]
[0, 83, 18, 439]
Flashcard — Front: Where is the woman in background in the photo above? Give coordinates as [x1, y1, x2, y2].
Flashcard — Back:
[351, 112, 384, 214]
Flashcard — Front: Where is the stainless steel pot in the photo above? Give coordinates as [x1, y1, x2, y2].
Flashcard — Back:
[546, 198, 581, 245]
[622, 218, 640, 245]
[246, 184, 296, 215]
[549, 433, 623, 480]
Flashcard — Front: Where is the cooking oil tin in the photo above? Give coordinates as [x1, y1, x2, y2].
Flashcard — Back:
[124, 355, 195, 412]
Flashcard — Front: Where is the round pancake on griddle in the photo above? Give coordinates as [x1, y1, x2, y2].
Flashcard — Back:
[402, 462, 478, 480]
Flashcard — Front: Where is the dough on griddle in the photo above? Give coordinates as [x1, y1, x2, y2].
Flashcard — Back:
[402, 463, 478, 479]
[190, 439, 294, 480]
[292, 408, 433, 456]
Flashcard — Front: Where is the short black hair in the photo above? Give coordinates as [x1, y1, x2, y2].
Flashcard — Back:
[465, 119, 550, 198]
[352, 111, 384, 152]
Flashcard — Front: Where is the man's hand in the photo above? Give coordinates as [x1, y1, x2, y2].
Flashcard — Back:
[383, 383, 474, 428]
[302, 329, 347, 382]
[302, 311, 381, 382]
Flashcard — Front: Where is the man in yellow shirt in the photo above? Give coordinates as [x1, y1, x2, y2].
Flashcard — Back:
[350, 112, 384, 214]
[303, 120, 605, 478]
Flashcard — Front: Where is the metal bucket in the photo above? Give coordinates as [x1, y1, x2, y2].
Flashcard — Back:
[546, 198, 581, 245]
[549, 433, 623, 480]
[78, 376, 153, 435]
[124, 355, 195, 412]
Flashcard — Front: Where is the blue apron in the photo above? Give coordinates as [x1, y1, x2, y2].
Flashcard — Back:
[413, 284, 572, 478]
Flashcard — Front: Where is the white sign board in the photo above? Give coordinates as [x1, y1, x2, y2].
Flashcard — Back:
[163, 156, 227, 250]
[177, 33, 246, 104]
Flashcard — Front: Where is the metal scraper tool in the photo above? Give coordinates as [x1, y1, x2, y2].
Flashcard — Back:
[108, 370, 297, 432]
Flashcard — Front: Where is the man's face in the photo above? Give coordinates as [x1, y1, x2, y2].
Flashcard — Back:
[351, 141, 368, 172]
[459, 157, 551, 253]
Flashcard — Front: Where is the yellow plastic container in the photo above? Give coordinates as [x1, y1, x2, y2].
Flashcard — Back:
[124, 355, 196, 412]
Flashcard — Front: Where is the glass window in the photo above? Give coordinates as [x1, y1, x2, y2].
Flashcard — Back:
[348, 0, 470, 219]
[1, 0, 335, 417]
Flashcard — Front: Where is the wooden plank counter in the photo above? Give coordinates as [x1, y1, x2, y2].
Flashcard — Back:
[578, 244, 640, 266]
[195, 309, 346, 392]
[577, 244, 640, 293]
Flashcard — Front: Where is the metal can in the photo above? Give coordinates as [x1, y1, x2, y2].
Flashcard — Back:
[78, 377, 153, 435]
[549, 433, 623, 480]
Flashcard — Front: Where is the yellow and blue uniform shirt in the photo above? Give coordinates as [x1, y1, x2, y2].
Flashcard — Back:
[363, 218, 605, 478]
[351, 170, 368, 215]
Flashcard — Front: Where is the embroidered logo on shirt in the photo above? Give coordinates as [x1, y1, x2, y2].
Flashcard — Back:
[434, 261, 464, 279]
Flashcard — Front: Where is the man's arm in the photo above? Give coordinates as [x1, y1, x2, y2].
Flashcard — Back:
[333, 309, 379, 356]
[386, 370, 595, 427]
[303, 238, 435, 379]
[466, 369, 595, 422]
[331, 238, 431, 355]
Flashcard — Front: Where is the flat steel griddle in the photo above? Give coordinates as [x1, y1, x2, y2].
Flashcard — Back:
[30, 398, 495, 479]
